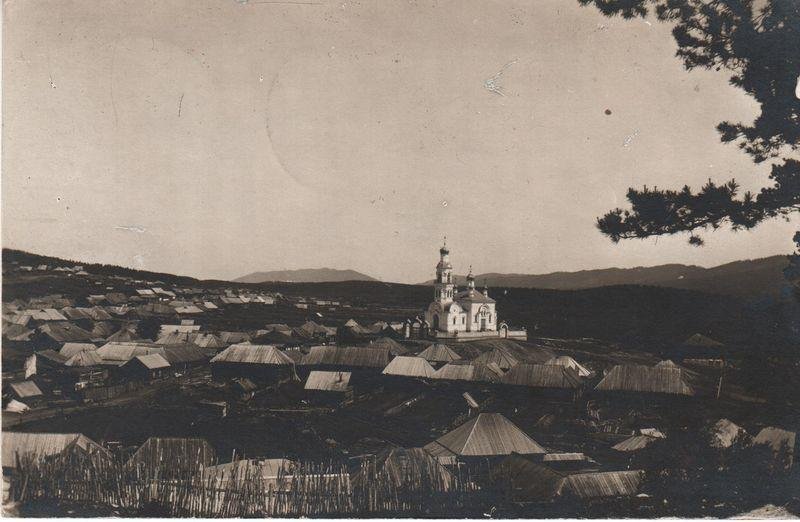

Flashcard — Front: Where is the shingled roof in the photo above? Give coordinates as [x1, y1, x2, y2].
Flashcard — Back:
[382, 356, 436, 378]
[560, 470, 644, 499]
[424, 413, 546, 458]
[546, 356, 593, 377]
[300, 345, 390, 369]
[417, 343, 461, 364]
[2, 432, 109, 469]
[304, 371, 352, 392]
[210, 344, 294, 365]
[595, 365, 694, 396]
[501, 363, 582, 389]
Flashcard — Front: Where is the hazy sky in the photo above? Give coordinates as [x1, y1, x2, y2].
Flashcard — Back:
[3, 0, 797, 283]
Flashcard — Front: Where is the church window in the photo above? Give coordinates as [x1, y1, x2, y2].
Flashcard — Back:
[462, 317, 465, 324]
[453, 317, 456, 325]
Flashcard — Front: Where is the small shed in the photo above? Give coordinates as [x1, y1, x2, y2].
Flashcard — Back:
[121, 354, 171, 381]
[304, 371, 353, 404]
[8, 381, 44, 406]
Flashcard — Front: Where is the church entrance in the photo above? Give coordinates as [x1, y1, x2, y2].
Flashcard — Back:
[432, 315, 439, 331]
[480, 317, 487, 331]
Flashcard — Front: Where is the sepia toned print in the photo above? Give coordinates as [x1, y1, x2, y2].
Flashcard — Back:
[2, 0, 798, 518]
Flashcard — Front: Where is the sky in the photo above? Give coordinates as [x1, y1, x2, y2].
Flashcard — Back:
[3, 0, 797, 283]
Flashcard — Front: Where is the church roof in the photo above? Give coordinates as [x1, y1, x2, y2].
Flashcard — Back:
[455, 289, 495, 304]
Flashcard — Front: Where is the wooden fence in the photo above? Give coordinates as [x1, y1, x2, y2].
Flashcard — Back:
[9, 445, 482, 517]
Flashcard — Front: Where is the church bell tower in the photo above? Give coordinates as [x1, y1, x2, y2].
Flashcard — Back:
[434, 238, 455, 304]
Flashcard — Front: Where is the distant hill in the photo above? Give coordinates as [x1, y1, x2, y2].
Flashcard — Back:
[235, 268, 378, 284]
[3, 248, 794, 350]
[421, 256, 789, 298]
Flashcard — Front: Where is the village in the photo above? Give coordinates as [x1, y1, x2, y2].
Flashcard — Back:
[1, 245, 797, 518]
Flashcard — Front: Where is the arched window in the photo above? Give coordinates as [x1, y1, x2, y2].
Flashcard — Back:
[453, 317, 456, 325]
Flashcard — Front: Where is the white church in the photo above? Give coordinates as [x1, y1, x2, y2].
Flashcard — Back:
[423, 241, 526, 341]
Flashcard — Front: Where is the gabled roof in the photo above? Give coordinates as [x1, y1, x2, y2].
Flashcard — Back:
[25, 309, 68, 322]
[295, 321, 336, 338]
[159, 324, 201, 336]
[161, 344, 209, 364]
[304, 371, 352, 392]
[155, 331, 195, 345]
[543, 452, 595, 463]
[35, 349, 69, 365]
[709, 419, 748, 448]
[753, 427, 796, 459]
[546, 356, 592, 377]
[2, 432, 108, 469]
[595, 365, 694, 396]
[418, 343, 461, 363]
[85, 307, 113, 321]
[96, 342, 165, 362]
[501, 363, 582, 389]
[105, 327, 139, 343]
[61, 307, 92, 321]
[88, 322, 114, 340]
[219, 331, 251, 344]
[38, 322, 94, 342]
[175, 305, 204, 314]
[65, 350, 105, 367]
[432, 361, 503, 383]
[682, 333, 724, 347]
[136, 303, 176, 315]
[3, 323, 33, 341]
[474, 349, 518, 370]
[253, 329, 297, 345]
[9, 381, 43, 398]
[560, 471, 644, 499]
[300, 345, 390, 369]
[6, 313, 32, 326]
[382, 356, 436, 378]
[367, 337, 408, 356]
[210, 344, 294, 365]
[353, 447, 456, 491]
[424, 413, 546, 458]
[127, 353, 171, 370]
[490, 453, 565, 502]
[193, 333, 224, 349]
[612, 435, 660, 452]
[104, 292, 128, 305]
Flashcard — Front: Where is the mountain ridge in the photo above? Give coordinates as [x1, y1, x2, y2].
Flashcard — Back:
[420, 255, 789, 298]
[235, 267, 378, 284]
